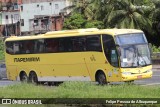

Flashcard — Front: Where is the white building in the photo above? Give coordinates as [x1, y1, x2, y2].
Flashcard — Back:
[0, 1, 20, 36]
[1, 11, 20, 25]
[20, 0, 71, 35]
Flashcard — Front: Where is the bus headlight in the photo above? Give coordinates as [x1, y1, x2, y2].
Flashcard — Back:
[144, 69, 152, 73]
[122, 72, 132, 75]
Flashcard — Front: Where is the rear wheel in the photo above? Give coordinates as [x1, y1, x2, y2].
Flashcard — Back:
[20, 72, 28, 82]
[96, 72, 107, 85]
[29, 72, 38, 84]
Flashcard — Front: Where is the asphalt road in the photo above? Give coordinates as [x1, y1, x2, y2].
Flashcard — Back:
[135, 67, 160, 86]
[0, 68, 159, 87]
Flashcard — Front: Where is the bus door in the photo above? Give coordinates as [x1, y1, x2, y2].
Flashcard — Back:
[102, 35, 120, 82]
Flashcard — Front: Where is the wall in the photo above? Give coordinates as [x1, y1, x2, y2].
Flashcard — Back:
[1, 11, 19, 25]
[20, 0, 67, 32]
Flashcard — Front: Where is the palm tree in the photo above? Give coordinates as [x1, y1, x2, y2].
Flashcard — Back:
[104, 0, 154, 30]
[64, 0, 94, 20]
[152, 0, 160, 32]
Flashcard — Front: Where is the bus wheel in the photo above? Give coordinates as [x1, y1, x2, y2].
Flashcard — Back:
[20, 72, 28, 82]
[96, 72, 107, 85]
[29, 72, 38, 84]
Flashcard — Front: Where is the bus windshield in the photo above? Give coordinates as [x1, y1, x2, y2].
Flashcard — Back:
[115, 33, 151, 68]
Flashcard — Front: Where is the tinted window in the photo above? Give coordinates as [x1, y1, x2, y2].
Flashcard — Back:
[5, 35, 102, 54]
[45, 38, 59, 53]
[72, 37, 86, 52]
[103, 35, 119, 67]
[34, 39, 45, 53]
[59, 37, 73, 52]
[86, 35, 102, 52]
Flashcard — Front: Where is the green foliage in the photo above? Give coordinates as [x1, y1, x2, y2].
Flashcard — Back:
[85, 20, 104, 29]
[0, 39, 4, 60]
[1, 82, 160, 98]
[63, 13, 86, 29]
[152, 45, 160, 52]
[63, 13, 104, 29]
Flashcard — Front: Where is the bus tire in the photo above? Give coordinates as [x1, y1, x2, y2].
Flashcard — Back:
[20, 71, 28, 82]
[96, 71, 107, 85]
[29, 71, 38, 84]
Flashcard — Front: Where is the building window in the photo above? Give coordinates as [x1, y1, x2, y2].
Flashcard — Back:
[55, 4, 59, 9]
[41, 5, 44, 10]
[21, 6, 23, 11]
[5, 15, 8, 19]
[37, 4, 39, 7]
[21, 19, 24, 26]
[34, 20, 38, 26]
[14, 14, 19, 21]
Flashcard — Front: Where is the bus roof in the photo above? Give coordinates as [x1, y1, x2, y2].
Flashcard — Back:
[100, 29, 143, 36]
[5, 28, 143, 41]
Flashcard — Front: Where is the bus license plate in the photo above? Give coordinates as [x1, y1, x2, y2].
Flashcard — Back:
[137, 75, 142, 79]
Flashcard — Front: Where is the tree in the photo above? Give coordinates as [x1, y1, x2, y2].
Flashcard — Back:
[63, 13, 104, 29]
[65, 0, 94, 20]
[104, 0, 154, 30]
[63, 13, 86, 29]
[152, 0, 160, 32]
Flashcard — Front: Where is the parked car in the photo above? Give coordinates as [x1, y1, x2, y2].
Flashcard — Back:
[0, 63, 7, 80]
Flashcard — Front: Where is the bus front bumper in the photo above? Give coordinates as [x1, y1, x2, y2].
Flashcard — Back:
[121, 71, 152, 82]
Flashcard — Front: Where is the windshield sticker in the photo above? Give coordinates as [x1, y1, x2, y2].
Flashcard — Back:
[123, 58, 128, 62]
[112, 50, 116, 54]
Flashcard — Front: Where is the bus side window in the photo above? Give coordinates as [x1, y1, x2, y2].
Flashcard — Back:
[6, 42, 14, 54]
[34, 39, 45, 53]
[59, 37, 73, 52]
[26, 41, 35, 54]
[45, 39, 59, 53]
[103, 35, 119, 67]
[72, 37, 86, 52]
[86, 35, 102, 52]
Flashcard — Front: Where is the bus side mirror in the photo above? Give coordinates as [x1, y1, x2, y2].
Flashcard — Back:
[149, 43, 153, 55]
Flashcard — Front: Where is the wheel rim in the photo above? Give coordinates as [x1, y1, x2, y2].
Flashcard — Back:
[22, 75, 28, 82]
[98, 73, 106, 85]
[30, 73, 38, 84]
[21, 73, 28, 82]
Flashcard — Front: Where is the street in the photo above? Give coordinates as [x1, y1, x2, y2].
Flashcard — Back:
[135, 66, 160, 86]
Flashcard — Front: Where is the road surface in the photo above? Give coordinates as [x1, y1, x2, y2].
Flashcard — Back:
[135, 66, 160, 86]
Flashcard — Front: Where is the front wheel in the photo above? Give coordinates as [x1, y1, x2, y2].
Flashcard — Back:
[29, 72, 38, 84]
[97, 72, 107, 85]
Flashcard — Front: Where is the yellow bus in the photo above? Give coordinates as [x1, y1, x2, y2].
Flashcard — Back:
[4, 28, 152, 85]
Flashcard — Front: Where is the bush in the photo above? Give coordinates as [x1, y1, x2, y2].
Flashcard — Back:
[152, 45, 160, 52]
[0, 39, 4, 60]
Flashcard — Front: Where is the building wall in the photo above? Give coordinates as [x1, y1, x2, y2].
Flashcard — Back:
[20, 0, 68, 32]
[0, 0, 20, 36]
[1, 11, 19, 25]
